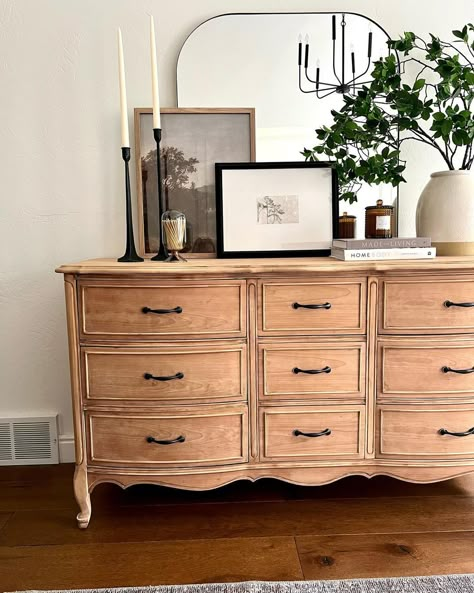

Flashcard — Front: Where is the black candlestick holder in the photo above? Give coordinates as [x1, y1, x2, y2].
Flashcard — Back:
[151, 127, 168, 261]
[118, 147, 144, 263]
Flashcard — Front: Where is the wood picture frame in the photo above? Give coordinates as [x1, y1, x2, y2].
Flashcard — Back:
[134, 107, 256, 258]
[215, 161, 339, 258]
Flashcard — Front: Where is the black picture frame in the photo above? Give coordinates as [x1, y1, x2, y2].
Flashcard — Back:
[215, 161, 339, 258]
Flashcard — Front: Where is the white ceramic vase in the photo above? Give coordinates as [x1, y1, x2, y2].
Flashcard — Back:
[416, 170, 474, 256]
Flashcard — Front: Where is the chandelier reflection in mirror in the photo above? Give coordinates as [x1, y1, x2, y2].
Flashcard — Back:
[298, 13, 374, 99]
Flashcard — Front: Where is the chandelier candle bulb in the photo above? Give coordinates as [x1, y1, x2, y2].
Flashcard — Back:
[298, 14, 375, 100]
[150, 15, 161, 129]
[117, 29, 129, 147]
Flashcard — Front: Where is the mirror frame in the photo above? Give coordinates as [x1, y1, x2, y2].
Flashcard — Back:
[176, 11, 400, 239]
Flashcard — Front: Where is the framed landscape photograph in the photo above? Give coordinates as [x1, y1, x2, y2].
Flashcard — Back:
[134, 108, 255, 257]
[215, 162, 338, 258]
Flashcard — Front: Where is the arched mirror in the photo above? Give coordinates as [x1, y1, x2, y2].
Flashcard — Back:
[177, 12, 398, 238]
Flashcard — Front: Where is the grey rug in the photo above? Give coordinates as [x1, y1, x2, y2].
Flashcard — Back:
[14, 575, 474, 593]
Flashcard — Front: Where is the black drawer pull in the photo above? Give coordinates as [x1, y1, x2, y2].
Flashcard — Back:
[144, 372, 184, 381]
[293, 366, 332, 375]
[293, 428, 332, 438]
[142, 306, 183, 315]
[442, 366, 474, 375]
[146, 435, 185, 445]
[293, 302, 331, 310]
[438, 427, 474, 437]
[444, 300, 474, 308]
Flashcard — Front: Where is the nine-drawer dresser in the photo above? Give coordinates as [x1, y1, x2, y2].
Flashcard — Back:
[56, 256, 474, 528]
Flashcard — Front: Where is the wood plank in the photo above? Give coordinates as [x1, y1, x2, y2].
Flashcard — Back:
[2, 495, 474, 547]
[0, 536, 303, 592]
[296, 531, 474, 580]
[0, 464, 77, 512]
[0, 514, 11, 532]
[55, 255, 474, 276]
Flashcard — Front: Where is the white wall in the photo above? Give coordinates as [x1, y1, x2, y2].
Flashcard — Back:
[0, 0, 471, 461]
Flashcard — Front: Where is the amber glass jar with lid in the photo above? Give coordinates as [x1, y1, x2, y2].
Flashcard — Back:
[365, 199, 395, 238]
[338, 212, 356, 239]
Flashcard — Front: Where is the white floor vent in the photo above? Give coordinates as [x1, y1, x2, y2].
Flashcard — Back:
[0, 416, 59, 465]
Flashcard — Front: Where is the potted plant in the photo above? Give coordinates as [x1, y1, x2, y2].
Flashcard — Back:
[303, 24, 474, 254]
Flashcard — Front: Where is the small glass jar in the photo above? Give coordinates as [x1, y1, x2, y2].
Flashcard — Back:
[161, 210, 187, 262]
[338, 212, 357, 239]
[365, 199, 395, 239]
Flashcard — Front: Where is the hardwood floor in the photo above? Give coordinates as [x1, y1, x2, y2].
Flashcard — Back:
[0, 465, 473, 592]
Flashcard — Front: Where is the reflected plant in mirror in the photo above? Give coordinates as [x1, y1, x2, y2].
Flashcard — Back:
[303, 24, 474, 203]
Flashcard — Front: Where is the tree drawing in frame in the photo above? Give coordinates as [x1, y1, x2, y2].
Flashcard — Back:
[135, 109, 255, 257]
[141, 145, 218, 253]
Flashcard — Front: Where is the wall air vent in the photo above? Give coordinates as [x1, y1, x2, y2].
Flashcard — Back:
[0, 416, 59, 465]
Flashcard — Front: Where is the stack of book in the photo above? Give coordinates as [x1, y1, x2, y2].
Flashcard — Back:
[331, 237, 436, 261]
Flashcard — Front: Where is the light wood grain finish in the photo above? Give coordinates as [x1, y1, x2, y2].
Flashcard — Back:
[56, 255, 474, 276]
[261, 406, 365, 461]
[79, 279, 246, 339]
[82, 343, 246, 404]
[259, 342, 365, 401]
[377, 406, 474, 458]
[365, 277, 379, 458]
[56, 257, 474, 527]
[381, 276, 474, 334]
[379, 339, 474, 401]
[259, 279, 366, 335]
[87, 406, 248, 467]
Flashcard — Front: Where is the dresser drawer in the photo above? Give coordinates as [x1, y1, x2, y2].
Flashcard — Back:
[83, 343, 247, 405]
[87, 406, 248, 467]
[260, 406, 365, 460]
[377, 406, 474, 458]
[79, 280, 246, 339]
[379, 339, 474, 401]
[259, 279, 366, 336]
[259, 342, 365, 402]
[381, 277, 474, 334]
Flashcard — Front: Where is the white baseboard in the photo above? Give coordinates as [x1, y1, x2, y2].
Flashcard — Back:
[59, 434, 75, 463]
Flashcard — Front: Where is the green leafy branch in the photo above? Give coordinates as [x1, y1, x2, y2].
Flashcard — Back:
[303, 24, 474, 202]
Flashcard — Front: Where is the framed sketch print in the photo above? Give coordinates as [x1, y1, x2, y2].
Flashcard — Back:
[215, 162, 338, 258]
[134, 108, 255, 257]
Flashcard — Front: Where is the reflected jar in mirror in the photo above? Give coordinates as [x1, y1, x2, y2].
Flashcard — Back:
[365, 200, 395, 239]
[161, 210, 187, 262]
[338, 212, 356, 239]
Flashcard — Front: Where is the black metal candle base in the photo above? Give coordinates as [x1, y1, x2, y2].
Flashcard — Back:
[151, 127, 168, 261]
[165, 250, 187, 262]
[118, 147, 144, 263]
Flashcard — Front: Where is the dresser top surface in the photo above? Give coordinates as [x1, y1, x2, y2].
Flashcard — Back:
[56, 256, 474, 276]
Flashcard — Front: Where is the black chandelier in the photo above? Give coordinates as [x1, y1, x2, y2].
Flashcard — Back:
[298, 14, 374, 99]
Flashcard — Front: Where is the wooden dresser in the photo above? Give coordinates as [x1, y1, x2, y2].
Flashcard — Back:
[56, 256, 474, 528]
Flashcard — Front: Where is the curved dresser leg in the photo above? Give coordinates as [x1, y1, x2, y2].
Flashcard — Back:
[73, 464, 91, 529]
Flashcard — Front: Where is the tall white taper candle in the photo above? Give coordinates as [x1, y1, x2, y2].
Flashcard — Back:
[117, 28, 130, 147]
[150, 15, 161, 129]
